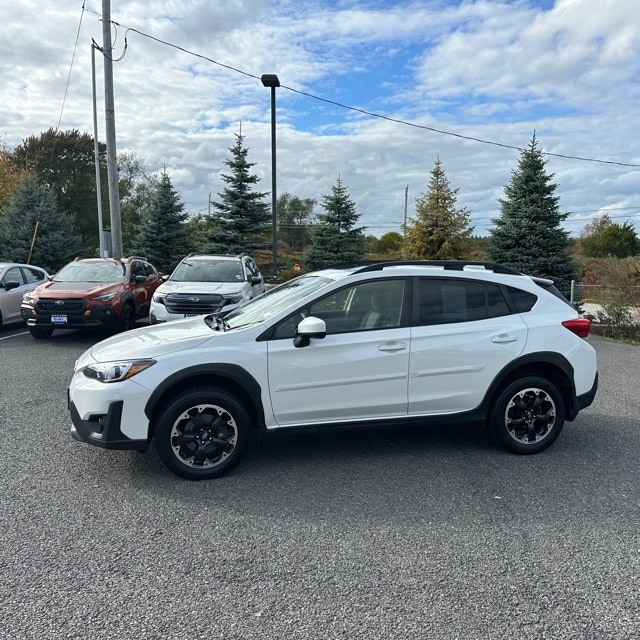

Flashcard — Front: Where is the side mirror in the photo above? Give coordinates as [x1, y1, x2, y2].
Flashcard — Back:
[293, 316, 327, 348]
[251, 276, 263, 285]
[5, 280, 21, 291]
[134, 274, 147, 284]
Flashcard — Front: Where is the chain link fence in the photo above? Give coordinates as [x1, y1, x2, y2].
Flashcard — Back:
[571, 282, 640, 327]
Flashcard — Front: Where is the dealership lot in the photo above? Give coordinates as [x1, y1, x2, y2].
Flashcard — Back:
[1, 325, 638, 639]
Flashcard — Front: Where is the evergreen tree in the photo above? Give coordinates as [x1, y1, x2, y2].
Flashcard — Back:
[303, 176, 365, 270]
[0, 172, 81, 271]
[576, 214, 639, 258]
[205, 132, 270, 255]
[403, 159, 473, 259]
[133, 172, 193, 274]
[489, 135, 577, 295]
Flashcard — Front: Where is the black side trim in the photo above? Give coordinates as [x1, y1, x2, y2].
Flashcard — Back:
[572, 371, 598, 419]
[476, 351, 577, 418]
[143, 363, 265, 425]
[69, 399, 148, 451]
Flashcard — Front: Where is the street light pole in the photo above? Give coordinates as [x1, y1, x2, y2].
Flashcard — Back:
[261, 74, 280, 280]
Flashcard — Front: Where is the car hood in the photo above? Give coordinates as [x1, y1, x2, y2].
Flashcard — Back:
[157, 280, 244, 295]
[87, 317, 216, 362]
[35, 280, 120, 297]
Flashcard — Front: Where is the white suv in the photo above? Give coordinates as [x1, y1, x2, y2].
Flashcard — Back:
[149, 253, 264, 324]
[69, 261, 598, 480]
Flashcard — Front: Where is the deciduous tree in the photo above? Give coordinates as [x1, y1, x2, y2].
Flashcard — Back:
[277, 193, 315, 251]
[576, 214, 639, 258]
[11, 128, 107, 252]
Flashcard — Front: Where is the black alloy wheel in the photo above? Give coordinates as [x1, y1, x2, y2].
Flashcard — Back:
[155, 387, 252, 480]
[490, 376, 565, 454]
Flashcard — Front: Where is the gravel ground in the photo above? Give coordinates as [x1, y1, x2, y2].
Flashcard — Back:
[0, 329, 638, 640]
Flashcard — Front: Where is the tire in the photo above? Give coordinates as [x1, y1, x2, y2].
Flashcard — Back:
[117, 303, 136, 332]
[29, 326, 54, 339]
[154, 386, 252, 480]
[489, 376, 565, 454]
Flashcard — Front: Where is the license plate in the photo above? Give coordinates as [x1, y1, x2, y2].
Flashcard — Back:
[51, 314, 68, 324]
[184, 313, 199, 318]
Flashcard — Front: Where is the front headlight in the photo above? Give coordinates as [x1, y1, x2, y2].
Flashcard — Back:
[152, 293, 166, 304]
[22, 293, 35, 303]
[224, 292, 244, 304]
[92, 292, 117, 302]
[83, 359, 156, 383]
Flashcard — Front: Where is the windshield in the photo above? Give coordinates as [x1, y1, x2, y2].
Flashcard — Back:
[171, 259, 244, 283]
[222, 275, 333, 328]
[54, 261, 125, 283]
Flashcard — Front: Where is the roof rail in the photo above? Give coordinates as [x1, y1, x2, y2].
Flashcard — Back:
[351, 260, 523, 275]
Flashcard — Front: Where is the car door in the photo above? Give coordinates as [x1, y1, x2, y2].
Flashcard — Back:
[408, 277, 528, 415]
[0, 266, 28, 323]
[267, 278, 410, 426]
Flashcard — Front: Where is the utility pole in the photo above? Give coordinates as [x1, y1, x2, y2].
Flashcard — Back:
[403, 184, 408, 240]
[102, 0, 123, 258]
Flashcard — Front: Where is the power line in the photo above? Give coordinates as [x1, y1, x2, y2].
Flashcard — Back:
[84, 11, 640, 169]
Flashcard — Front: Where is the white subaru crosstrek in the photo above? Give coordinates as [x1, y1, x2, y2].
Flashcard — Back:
[149, 253, 264, 324]
[69, 261, 598, 480]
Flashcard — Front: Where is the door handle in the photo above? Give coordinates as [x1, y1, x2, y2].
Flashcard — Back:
[491, 334, 518, 344]
[378, 341, 408, 352]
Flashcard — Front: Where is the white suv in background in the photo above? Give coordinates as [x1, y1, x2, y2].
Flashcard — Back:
[150, 253, 264, 324]
[69, 260, 598, 480]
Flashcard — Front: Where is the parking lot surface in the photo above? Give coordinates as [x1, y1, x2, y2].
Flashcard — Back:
[0, 326, 638, 639]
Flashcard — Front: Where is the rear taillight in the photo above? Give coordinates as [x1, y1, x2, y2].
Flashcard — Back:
[562, 318, 591, 338]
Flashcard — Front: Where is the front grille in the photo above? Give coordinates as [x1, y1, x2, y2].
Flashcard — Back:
[164, 293, 225, 315]
[36, 299, 86, 313]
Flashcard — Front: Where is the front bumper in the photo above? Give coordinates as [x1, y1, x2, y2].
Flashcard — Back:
[150, 300, 240, 324]
[69, 397, 148, 451]
[22, 303, 119, 329]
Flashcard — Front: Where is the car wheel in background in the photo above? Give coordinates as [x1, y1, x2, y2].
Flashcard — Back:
[117, 303, 136, 332]
[28, 326, 54, 339]
[154, 386, 252, 480]
[489, 376, 565, 454]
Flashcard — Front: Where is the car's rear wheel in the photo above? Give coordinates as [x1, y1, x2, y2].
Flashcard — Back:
[154, 387, 252, 480]
[489, 376, 565, 454]
[28, 326, 54, 339]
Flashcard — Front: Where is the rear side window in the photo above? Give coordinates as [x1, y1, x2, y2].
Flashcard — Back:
[505, 286, 538, 313]
[416, 278, 511, 325]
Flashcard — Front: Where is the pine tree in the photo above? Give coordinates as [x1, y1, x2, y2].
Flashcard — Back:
[303, 176, 365, 270]
[205, 132, 270, 255]
[403, 159, 474, 259]
[133, 172, 193, 274]
[489, 135, 576, 295]
[0, 173, 82, 271]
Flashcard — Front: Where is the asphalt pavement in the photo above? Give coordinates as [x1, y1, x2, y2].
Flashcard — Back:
[0, 327, 638, 640]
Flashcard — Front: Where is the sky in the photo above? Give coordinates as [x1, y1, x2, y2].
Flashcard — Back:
[1, 0, 639, 238]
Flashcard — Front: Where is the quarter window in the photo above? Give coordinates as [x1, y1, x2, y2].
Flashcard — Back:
[416, 278, 510, 325]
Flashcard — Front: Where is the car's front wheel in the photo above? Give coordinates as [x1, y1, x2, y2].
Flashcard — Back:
[154, 387, 252, 480]
[28, 326, 54, 339]
[489, 376, 565, 454]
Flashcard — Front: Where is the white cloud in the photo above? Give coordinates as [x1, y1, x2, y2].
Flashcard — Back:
[1, 0, 638, 240]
